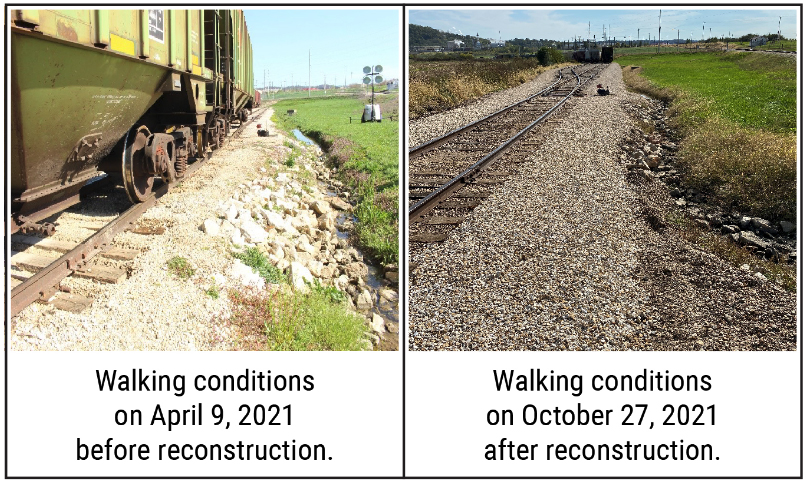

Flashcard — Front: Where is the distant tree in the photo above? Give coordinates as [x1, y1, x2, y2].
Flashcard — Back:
[536, 47, 550, 66]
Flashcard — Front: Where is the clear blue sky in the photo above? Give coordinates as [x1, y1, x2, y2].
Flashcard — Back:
[408, 7, 798, 43]
[245, 8, 401, 89]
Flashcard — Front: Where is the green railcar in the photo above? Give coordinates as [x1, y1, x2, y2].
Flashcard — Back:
[10, 9, 255, 232]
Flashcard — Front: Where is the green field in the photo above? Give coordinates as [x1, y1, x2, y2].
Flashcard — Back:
[745, 39, 797, 52]
[617, 51, 795, 132]
[619, 50, 795, 223]
[273, 94, 399, 264]
[262, 85, 391, 101]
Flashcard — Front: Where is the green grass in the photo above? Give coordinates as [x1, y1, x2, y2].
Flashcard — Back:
[618, 51, 795, 132]
[619, 52, 796, 223]
[273, 94, 399, 264]
[228, 287, 370, 351]
[206, 285, 220, 300]
[232, 247, 286, 284]
[166, 256, 194, 280]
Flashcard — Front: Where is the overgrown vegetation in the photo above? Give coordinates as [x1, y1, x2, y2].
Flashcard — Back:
[232, 247, 286, 284]
[620, 52, 795, 223]
[409, 57, 571, 118]
[228, 288, 369, 351]
[166, 256, 194, 280]
[273, 95, 399, 265]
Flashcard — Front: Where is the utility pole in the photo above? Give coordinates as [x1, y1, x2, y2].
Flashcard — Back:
[779, 16, 782, 49]
[657, 9, 661, 54]
[308, 50, 311, 98]
[677, 29, 680, 53]
[324, 74, 326, 95]
[638, 29, 640, 47]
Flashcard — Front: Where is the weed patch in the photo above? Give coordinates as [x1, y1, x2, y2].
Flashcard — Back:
[167, 256, 194, 280]
[228, 288, 369, 351]
[309, 279, 347, 304]
[232, 247, 286, 284]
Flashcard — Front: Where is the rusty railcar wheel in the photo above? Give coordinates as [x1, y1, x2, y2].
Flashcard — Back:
[122, 126, 154, 203]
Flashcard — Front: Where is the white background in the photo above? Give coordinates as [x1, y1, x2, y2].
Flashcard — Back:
[5, 352, 403, 477]
[406, 351, 801, 477]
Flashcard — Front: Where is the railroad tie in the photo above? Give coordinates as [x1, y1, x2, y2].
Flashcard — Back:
[423, 216, 465, 225]
[472, 178, 507, 185]
[438, 200, 481, 209]
[73, 265, 127, 284]
[49, 292, 94, 313]
[454, 191, 490, 198]
[12, 235, 139, 260]
[410, 233, 449, 243]
[130, 225, 166, 235]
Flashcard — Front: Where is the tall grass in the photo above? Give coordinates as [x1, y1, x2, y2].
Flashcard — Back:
[620, 53, 795, 223]
[409, 57, 571, 118]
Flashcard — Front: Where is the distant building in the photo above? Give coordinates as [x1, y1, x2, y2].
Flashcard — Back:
[445, 39, 464, 50]
[750, 36, 767, 47]
[386, 79, 399, 91]
[490, 41, 506, 48]
[410, 45, 444, 53]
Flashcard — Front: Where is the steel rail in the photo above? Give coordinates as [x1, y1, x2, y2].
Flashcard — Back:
[409, 67, 588, 222]
[10, 107, 266, 317]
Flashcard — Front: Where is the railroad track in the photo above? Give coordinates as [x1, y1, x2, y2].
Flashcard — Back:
[409, 64, 607, 244]
[9, 107, 266, 317]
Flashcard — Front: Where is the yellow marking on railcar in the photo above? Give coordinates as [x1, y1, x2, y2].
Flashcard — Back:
[110, 33, 135, 55]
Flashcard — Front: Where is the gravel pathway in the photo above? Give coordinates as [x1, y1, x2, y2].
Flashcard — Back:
[408, 63, 796, 351]
[11, 109, 286, 350]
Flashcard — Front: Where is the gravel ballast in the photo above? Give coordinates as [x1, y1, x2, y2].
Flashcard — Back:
[408, 63, 796, 351]
[408, 67, 565, 147]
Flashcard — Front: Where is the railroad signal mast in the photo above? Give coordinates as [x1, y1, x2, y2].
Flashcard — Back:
[361, 65, 384, 123]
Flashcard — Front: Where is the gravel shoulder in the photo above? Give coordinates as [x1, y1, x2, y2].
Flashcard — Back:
[408, 63, 796, 351]
[11, 107, 399, 351]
